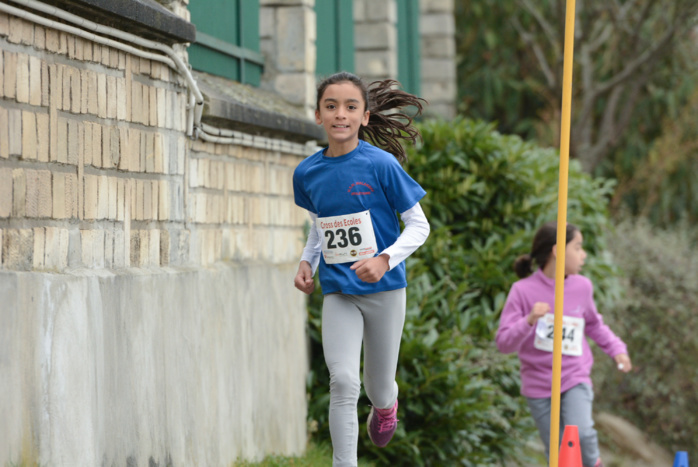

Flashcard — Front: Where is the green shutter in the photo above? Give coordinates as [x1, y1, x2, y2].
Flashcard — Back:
[397, 0, 420, 95]
[188, 0, 263, 86]
[315, 0, 354, 77]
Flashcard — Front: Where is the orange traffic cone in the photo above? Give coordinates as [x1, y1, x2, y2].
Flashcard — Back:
[558, 425, 583, 467]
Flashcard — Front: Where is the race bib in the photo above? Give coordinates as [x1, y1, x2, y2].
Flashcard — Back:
[317, 210, 378, 264]
[534, 314, 585, 357]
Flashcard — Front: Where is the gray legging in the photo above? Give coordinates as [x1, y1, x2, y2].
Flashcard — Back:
[322, 289, 406, 467]
[526, 383, 600, 467]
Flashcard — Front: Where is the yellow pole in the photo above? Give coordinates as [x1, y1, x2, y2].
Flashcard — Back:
[549, 1, 577, 466]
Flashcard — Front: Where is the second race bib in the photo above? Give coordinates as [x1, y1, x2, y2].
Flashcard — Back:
[534, 314, 585, 357]
[317, 210, 378, 264]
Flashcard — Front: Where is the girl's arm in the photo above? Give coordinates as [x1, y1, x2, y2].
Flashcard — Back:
[379, 202, 430, 271]
[300, 212, 321, 275]
[584, 284, 628, 358]
[496, 287, 537, 354]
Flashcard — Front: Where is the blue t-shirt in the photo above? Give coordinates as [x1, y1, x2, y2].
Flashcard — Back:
[293, 140, 426, 295]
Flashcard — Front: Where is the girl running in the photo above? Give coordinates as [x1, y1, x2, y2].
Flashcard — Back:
[293, 71, 430, 467]
[496, 222, 632, 467]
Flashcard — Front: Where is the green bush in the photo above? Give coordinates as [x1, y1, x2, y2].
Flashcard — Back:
[305, 117, 620, 465]
[593, 219, 698, 455]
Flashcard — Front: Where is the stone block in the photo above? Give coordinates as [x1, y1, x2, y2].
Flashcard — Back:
[29, 56, 42, 106]
[83, 174, 98, 220]
[92, 123, 103, 167]
[108, 177, 118, 220]
[139, 229, 149, 266]
[420, 13, 455, 35]
[421, 0, 454, 13]
[117, 78, 127, 120]
[107, 75, 117, 119]
[3, 228, 33, 270]
[38, 170, 52, 218]
[56, 117, 68, 163]
[8, 108, 21, 157]
[61, 66, 71, 111]
[0, 167, 11, 217]
[93, 229, 105, 268]
[421, 36, 456, 58]
[109, 126, 120, 168]
[65, 173, 78, 218]
[71, 66, 82, 114]
[97, 175, 109, 220]
[52, 172, 66, 219]
[150, 180, 159, 221]
[80, 229, 93, 267]
[366, 0, 397, 22]
[149, 86, 157, 126]
[149, 229, 160, 266]
[36, 112, 49, 162]
[12, 169, 25, 217]
[67, 120, 79, 165]
[0, 106, 8, 159]
[421, 58, 456, 80]
[15, 53, 29, 104]
[354, 51, 396, 79]
[41, 61, 49, 107]
[104, 229, 113, 268]
[276, 7, 315, 71]
[21, 111, 37, 160]
[113, 228, 125, 269]
[116, 178, 125, 221]
[45, 226, 61, 270]
[354, 23, 396, 50]
[0, 50, 4, 98]
[97, 73, 107, 118]
[3, 51, 16, 99]
[87, 70, 98, 115]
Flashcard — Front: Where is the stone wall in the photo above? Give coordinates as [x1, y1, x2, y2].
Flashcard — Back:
[0, 4, 310, 466]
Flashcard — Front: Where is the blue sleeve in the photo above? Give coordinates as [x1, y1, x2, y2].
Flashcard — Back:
[374, 153, 426, 213]
[293, 163, 316, 213]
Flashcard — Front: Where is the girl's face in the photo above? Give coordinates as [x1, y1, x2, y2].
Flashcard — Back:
[315, 81, 370, 147]
[564, 230, 587, 275]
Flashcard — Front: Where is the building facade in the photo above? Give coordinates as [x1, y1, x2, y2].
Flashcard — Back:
[0, 0, 455, 465]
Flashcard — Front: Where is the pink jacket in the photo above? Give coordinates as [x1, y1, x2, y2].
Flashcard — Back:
[496, 269, 627, 398]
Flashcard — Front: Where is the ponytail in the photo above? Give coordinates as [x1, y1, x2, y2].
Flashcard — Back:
[513, 254, 534, 278]
[316, 72, 426, 163]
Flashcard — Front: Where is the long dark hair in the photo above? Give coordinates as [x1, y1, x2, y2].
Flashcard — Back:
[315, 71, 426, 163]
[513, 222, 580, 278]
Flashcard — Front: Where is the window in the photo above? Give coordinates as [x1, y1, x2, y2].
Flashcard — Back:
[397, 0, 420, 95]
[188, 0, 264, 86]
[315, 0, 355, 77]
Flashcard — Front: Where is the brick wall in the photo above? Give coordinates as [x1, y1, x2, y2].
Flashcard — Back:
[0, 11, 307, 273]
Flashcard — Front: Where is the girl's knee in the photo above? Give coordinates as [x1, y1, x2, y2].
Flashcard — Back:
[329, 369, 361, 399]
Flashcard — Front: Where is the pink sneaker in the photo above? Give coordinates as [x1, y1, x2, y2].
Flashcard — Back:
[367, 400, 399, 447]
[594, 458, 604, 467]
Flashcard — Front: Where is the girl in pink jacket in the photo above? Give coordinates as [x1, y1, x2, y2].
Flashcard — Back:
[496, 222, 632, 467]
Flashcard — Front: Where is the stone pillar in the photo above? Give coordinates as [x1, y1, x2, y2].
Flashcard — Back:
[419, 0, 456, 118]
[353, 0, 397, 82]
[260, 0, 317, 119]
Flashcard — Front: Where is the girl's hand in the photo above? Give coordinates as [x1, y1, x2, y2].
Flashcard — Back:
[614, 353, 632, 373]
[294, 261, 315, 295]
[526, 302, 551, 326]
[350, 254, 390, 283]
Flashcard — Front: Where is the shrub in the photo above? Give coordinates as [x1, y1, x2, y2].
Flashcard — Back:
[305, 117, 619, 465]
[592, 218, 698, 454]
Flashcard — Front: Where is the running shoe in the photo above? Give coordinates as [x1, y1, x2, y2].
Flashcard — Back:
[367, 400, 399, 447]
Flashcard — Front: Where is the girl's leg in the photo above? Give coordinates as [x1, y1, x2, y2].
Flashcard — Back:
[560, 383, 599, 467]
[361, 288, 406, 409]
[322, 293, 365, 467]
[526, 396, 559, 460]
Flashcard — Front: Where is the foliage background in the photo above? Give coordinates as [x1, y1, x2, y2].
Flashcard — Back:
[305, 118, 621, 465]
[592, 219, 698, 453]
